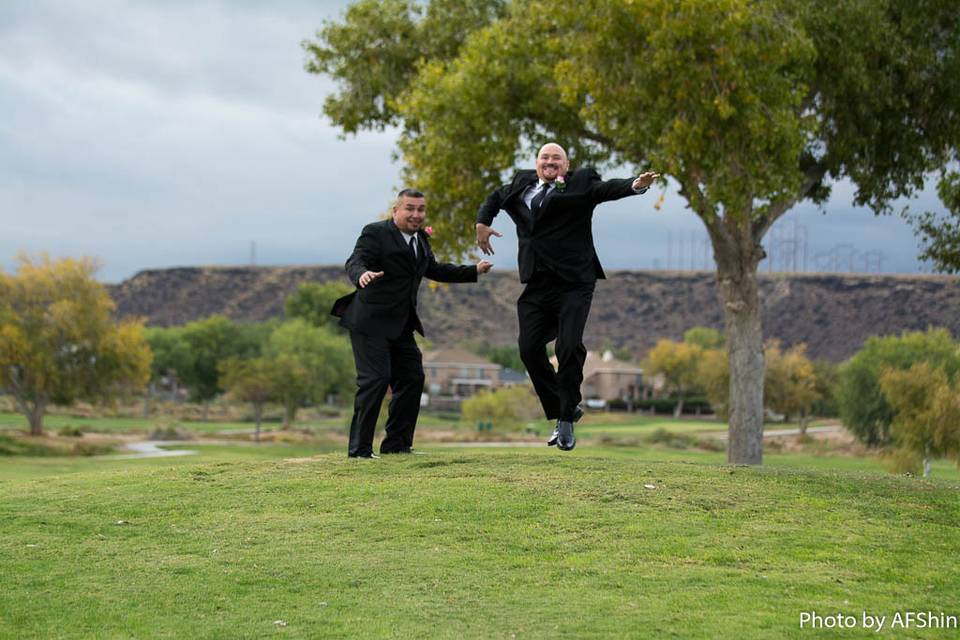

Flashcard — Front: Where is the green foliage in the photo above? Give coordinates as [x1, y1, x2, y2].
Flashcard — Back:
[264, 320, 355, 426]
[683, 327, 724, 350]
[144, 326, 193, 383]
[460, 386, 541, 430]
[284, 281, 353, 331]
[810, 359, 841, 418]
[177, 316, 261, 404]
[879, 362, 960, 476]
[0, 255, 152, 435]
[907, 170, 960, 273]
[644, 339, 703, 415]
[470, 342, 524, 372]
[837, 328, 960, 447]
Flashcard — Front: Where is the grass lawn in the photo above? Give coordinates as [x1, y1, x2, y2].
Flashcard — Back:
[2, 445, 959, 638]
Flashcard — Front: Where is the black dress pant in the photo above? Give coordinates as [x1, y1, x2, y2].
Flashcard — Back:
[517, 270, 595, 422]
[347, 330, 425, 456]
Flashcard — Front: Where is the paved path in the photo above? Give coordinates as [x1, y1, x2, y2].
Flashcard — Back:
[107, 441, 198, 460]
[712, 425, 843, 440]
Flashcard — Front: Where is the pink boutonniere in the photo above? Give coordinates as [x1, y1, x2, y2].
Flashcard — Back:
[555, 175, 566, 192]
[424, 226, 434, 236]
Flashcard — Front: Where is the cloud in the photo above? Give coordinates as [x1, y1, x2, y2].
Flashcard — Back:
[0, 1, 946, 283]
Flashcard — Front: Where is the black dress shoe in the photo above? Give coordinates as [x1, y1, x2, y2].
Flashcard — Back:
[348, 452, 380, 459]
[547, 406, 584, 446]
[557, 421, 576, 451]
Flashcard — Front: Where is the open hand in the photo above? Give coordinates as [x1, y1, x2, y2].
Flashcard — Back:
[633, 171, 660, 191]
[358, 270, 384, 288]
[476, 260, 493, 275]
[476, 223, 502, 256]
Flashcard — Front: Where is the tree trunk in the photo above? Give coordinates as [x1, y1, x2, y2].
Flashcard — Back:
[28, 402, 46, 436]
[143, 381, 154, 418]
[673, 395, 684, 418]
[254, 402, 262, 443]
[923, 442, 932, 478]
[715, 247, 765, 465]
[283, 401, 296, 430]
[799, 411, 809, 436]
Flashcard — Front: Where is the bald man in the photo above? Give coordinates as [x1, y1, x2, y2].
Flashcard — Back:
[476, 143, 658, 451]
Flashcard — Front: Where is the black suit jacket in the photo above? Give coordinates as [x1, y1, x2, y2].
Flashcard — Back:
[331, 219, 478, 339]
[477, 168, 643, 283]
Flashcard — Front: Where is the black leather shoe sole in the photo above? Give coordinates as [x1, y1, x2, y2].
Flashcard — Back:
[547, 407, 584, 446]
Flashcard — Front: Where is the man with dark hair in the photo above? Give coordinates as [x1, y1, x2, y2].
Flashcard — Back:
[476, 143, 658, 451]
[333, 189, 493, 458]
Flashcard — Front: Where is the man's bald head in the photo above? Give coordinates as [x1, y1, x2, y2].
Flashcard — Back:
[536, 143, 569, 182]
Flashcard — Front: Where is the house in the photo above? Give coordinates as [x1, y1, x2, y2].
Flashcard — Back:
[551, 350, 645, 406]
[422, 348, 503, 399]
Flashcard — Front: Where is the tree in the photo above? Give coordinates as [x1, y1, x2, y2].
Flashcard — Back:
[144, 326, 194, 409]
[469, 341, 525, 372]
[907, 170, 960, 273]
[683, 327, 724, 350]
[285, 281, 353, 331]
[0, 256, 151, 435]
[264, 320, 355, 428]
[698, 347, 731, 421]
[178, 315, 261, 417]
[305, 0, 960, 464]
[220, 357, 279, 442]
[763, 341, 818, 433]
[644, 340, 703, 417]
[461, 385, 541, 431]
[879, 362, 960, 477]
[836, 328, 960, 447]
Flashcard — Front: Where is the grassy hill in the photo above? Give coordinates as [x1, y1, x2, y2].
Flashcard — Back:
[2, 447, 958, 638]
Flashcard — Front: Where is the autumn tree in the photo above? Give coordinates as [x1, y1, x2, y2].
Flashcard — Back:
[836, 328, 960, 447]
[305, 0, 960, 464]
[879, 362, 960, 478]
[0, 256, 151, 435]
[644, 340, 703, 417]
[764, 341, 818, 433]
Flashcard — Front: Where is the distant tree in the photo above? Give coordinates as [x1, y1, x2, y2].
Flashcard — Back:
[472, 342, 525, 373]
[836, 328, 960, 447]
[177, 316, 262, 417]
[265, 320, 355, 428]
[697, 348, 730, 420]
[879, 362, 960, 477]
[644, 340, 703, 417]
[461, 386, 541, 431]
[220, 357, 279, 442]
[764, 342, 819, 433]
[285, 281, 353, 331]
[0, 256, 151, 435]
[683, 327, 724, 350]
[598, 338, 634, 363]
[810, 359, 841, 418]
[144, 326, 193, 402]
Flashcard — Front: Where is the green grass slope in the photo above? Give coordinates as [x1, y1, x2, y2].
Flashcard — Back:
[1, 450, 958, 639]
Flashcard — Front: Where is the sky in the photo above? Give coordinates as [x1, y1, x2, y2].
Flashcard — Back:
[0, 0, 946, 283]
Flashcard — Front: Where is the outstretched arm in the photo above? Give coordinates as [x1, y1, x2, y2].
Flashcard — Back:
[588, 170, 660, 204]
[424, 256, 492, 283]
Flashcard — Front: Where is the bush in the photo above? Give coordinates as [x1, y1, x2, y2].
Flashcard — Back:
[461, 387, 541, 431]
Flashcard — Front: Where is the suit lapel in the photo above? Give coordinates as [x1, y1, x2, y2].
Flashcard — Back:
[386, 220, 416, 272]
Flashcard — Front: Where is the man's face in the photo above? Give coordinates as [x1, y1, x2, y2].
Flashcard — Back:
[535, 143, 569, 182]
[392, 195, 426, 234]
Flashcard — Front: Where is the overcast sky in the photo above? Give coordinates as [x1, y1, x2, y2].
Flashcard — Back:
[0, 0, 946, 283]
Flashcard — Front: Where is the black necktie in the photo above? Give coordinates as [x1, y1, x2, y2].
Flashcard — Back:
[532, 182, 551, 211]
[409, 235, 418, 259]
